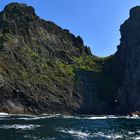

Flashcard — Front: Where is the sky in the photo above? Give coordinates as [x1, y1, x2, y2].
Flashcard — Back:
[0, 0, 140, 56]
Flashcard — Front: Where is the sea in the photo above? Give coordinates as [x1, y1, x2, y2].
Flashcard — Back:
[0, 113, 139, 140]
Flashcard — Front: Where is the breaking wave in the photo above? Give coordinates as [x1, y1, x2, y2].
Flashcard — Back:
[0, 113, 139, 139]
[58, 128, 140, 140]
[0, 112, 139, 121]
[0, 124, 40, 130]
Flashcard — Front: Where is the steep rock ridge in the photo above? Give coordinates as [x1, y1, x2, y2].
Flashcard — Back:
[115, 6, 140, 114]
[0, 3, 96, 114]
[0, 3, 91, 60]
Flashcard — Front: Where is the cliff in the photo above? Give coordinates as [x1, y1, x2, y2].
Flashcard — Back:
[114, 6, 140, 114]
[0, 3, 99, 114]
[0, 3, 140, 115]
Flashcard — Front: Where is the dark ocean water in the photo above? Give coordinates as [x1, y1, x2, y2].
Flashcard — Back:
[0, 113, 139, 140]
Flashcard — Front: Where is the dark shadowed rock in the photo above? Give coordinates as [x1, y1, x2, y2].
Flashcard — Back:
[114, 6, 140, 114]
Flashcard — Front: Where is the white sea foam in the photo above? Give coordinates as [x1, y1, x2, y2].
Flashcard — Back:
[31, 114, 60, 120]
[0, 112, 9, 116]
[114, 135, 123, 139]
[59, 129, 124, 139]
[0, 113, 139, 121]
[60, 129, 90, 139]
[18, 116, 49, 120]
[87, 116, 108, 120]
[62, 115, 138, 120]
[11, 115, 110, 120]
[62, 115, 81, 119]
[15, 115, 140, 121]
[84, 115, 140, 120]
[128, 131, 135, 135]
[93, 132, 123, 139]
[93, 132, 112, 139]
[137, 131, 140, 133]
[18, 114, 61, 120]
[136, 137, 140, 140]
[54, 115, 127, 120]
[62, 115, 117, 120]
[0, 124, 40, 130]
[17, 114, 81, 120]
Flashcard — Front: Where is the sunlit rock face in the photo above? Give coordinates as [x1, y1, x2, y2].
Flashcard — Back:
[0, 3, 95, 114]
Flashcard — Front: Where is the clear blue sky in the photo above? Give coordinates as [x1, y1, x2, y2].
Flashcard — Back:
[0, 0, 140, 56]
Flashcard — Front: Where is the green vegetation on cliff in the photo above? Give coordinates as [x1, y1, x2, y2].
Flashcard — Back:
[0, 3, 118, 115]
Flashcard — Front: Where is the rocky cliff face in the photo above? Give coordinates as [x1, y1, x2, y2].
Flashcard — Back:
[0, 3, 96, 114]
[115, 6, 140, 114]
[0, 3, 140, 115]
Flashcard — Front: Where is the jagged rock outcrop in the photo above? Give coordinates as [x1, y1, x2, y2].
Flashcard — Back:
[0, 3, 140, 115]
